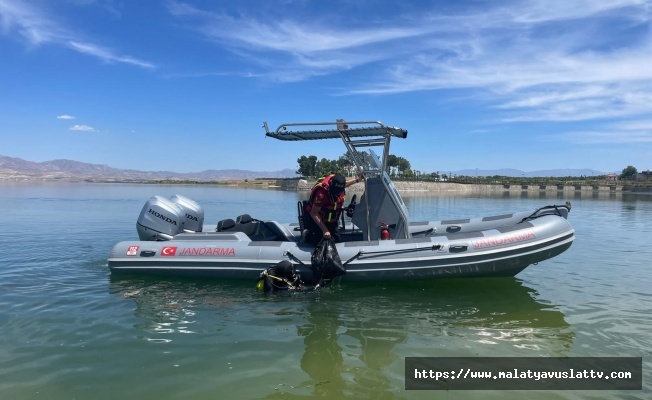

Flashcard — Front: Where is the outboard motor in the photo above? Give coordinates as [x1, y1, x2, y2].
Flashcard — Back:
[170, 194, 204, 232]
[136, 196, 185, 241]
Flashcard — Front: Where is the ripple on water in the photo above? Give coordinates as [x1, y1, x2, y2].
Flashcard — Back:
[1, 186, 651, 399]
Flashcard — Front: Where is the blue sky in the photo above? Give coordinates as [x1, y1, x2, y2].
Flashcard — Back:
[1, 0, 651, 175]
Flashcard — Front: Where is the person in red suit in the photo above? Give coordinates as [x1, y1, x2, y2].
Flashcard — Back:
[304, 172, 363, 245]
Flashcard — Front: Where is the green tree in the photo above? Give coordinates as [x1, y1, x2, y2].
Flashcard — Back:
[296, 155, 318, 178]
[315, 158, 338, 178]
[336, 153, 355, 175]
[297, 152, 412, 178]
[619, 165, 637, 180]
[339, 151, 356, 165]
[397, 156, 411, 175]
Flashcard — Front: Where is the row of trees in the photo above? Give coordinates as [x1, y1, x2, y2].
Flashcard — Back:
[296, 154, 647, 185]
[296, 152, 413, 179]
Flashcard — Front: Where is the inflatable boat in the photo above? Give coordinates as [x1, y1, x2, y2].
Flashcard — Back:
[108, 121, 574, 281]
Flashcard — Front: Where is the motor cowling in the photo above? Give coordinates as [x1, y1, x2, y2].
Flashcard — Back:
[170, 194, 204, 232]
[136, 196, 185, 241]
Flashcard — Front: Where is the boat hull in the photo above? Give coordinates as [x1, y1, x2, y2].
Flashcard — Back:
[108, 213, 574, 281]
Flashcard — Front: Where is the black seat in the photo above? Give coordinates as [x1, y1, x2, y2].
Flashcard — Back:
[216, 218, 236, 232]
[263, 221, 292, 242]
[236, 214, 253, 224]
[235, 214, 258, 237]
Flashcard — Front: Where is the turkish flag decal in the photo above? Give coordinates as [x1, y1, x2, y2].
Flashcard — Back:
[161, 246, 178, 256]
[126, 245, 139, 256]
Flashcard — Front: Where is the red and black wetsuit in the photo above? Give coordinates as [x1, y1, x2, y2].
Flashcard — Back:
[305, 174, 345, 245]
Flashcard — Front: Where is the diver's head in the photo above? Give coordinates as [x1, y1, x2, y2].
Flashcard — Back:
[276, 260, 296, 279]
[330, 173, 346, 195]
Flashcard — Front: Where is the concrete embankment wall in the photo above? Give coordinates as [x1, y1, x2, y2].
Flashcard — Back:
[389, 182, 624, 193]
[279, 179, 627, 193]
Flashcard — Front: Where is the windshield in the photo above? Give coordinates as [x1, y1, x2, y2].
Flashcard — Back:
[355, 149, 382, 172]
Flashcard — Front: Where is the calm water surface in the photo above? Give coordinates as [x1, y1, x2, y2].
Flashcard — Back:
[0, 182, 650, 399]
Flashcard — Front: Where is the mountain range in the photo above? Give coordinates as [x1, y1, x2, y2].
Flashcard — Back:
[0, 155, 298, 182]
[0, 154, 607, 182]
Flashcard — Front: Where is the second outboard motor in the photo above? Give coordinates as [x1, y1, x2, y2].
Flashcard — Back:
[136, 196, 185, 241]
[170, 194, 204, 232]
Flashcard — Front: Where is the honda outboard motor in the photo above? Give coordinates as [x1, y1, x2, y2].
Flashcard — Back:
[170, 194, 204, 232]
[136, 196, 185, 241]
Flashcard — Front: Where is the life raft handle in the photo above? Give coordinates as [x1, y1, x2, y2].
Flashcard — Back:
[520, 202, 572, 223]
[285, 244, 443, 267]
[343, 244, 442, 265]
[284, 250, 310, 268]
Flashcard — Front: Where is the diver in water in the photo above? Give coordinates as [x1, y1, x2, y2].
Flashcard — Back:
[257, 257, 344, 293]
[257, 260, 304, 292]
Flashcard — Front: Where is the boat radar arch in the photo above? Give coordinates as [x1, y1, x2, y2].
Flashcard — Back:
[264, 120, 410, 241]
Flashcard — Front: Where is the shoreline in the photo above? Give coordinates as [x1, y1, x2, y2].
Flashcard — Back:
[3, 177, 650, 193]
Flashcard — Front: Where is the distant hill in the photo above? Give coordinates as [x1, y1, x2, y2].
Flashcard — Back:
[0, 154, 608, 182]
[450, 168, 608, 178]
[0, 155, 299, 182]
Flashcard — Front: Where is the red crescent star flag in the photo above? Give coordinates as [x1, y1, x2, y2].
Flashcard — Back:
[161, 246, 177, 256]
[126, 245, 139, 256]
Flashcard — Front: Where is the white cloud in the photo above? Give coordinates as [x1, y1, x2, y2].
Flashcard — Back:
[165, 0, 440, 81]
[609, 119, 652, 131]
[68, 41, 155, 69]
[166, 0, 652, 127]
[0, 0, 155, 68]
[57, 114, 75, 120]
[559, 130, 652, 144]
[554, 116, 652, 145]
[70, 124, 95, 132]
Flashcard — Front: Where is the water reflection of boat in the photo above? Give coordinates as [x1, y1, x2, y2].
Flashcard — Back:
[110, 277, 573, 398]
[109, 276, 249, 342]
[278, 279, 573, 398]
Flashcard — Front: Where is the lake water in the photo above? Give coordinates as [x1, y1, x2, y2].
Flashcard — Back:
[0, 182, 650, 399]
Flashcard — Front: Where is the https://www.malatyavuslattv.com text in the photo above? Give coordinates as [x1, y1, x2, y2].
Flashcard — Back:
[405, 357, 642, 390]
